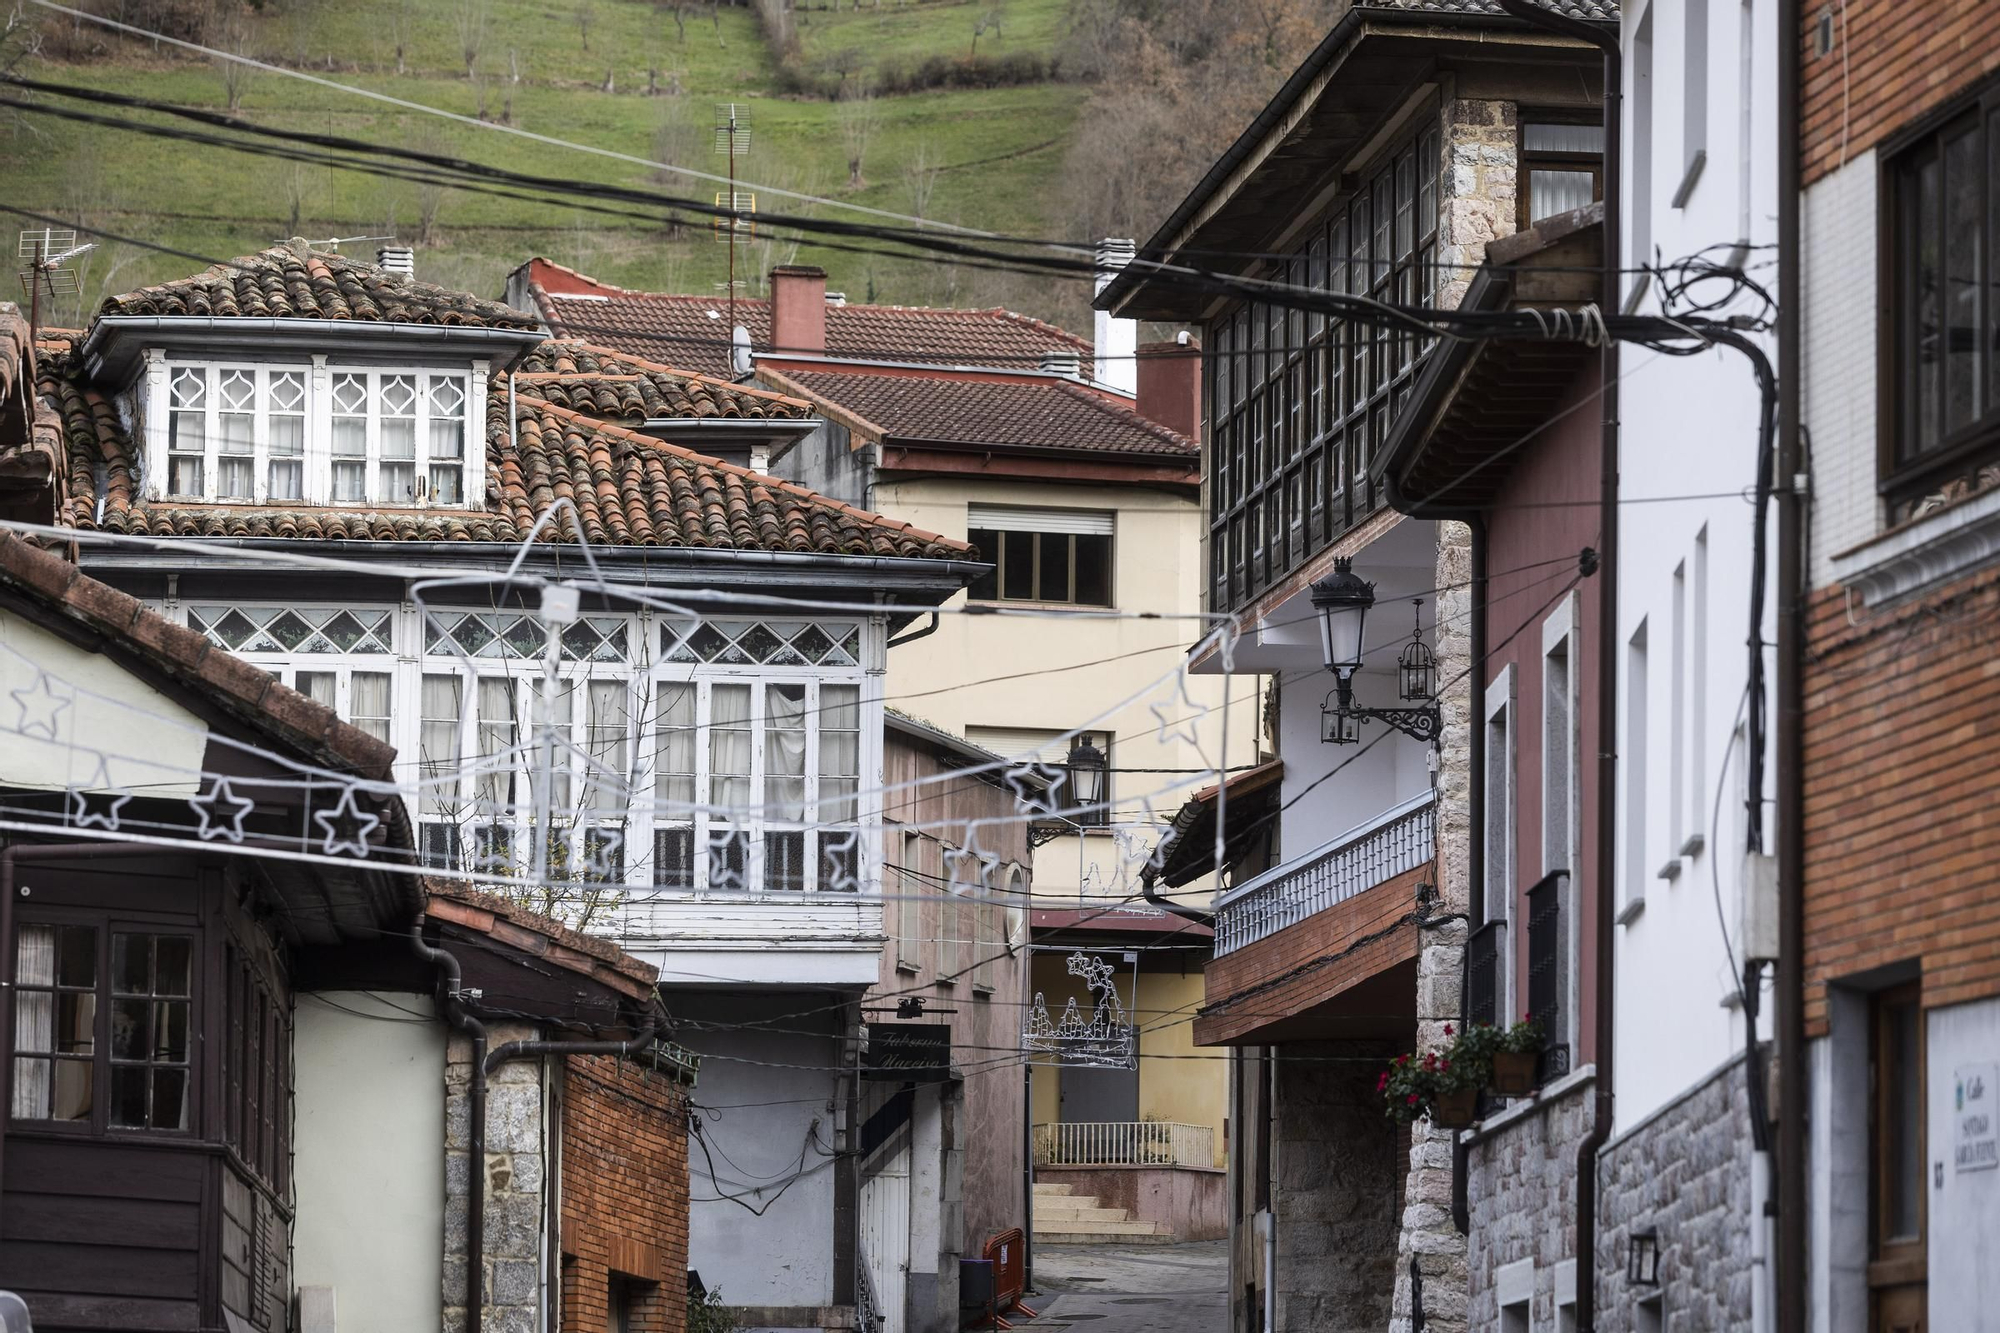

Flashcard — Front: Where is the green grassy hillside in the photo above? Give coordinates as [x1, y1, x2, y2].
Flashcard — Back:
[1, 0, 1092, 332]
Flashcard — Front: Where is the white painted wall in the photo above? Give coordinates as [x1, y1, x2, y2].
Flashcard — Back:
[1927, 997, 2000, 1332]
[1613, 0, 1779, 1131]
[677, 995, 845, 1310]
[293, 991, 447, 1333]
[0, 607, 209, 795]
[875, 475, 1264, 907]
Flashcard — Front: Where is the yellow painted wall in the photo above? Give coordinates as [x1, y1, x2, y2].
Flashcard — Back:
[1135, 969, 1226, 1167]
[874, 475, 1262, 915]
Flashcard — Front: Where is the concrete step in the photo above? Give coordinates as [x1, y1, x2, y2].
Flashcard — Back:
[1036, 1223, 1176, 1246]
[1033, 1216, 1168, 1236]
[1032, 1204, 1129, 1224]
[1031, 1182, 1077, 1196]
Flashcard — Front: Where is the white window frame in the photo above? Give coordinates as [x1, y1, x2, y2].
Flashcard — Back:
[1541, 593, 1581, 1058]
[161, 361, 312, 504]
[893, 824, 925, 974]
[1620, 618, 1651, 924]
[1484, 663, 1517, 1020]
[175, 601, 877, 897]
[325, 365, 474, 508]
[143, 352, 486, 510]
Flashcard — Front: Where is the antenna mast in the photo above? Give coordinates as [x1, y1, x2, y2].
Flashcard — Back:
[17, 229, 96, 341]
[714, 103, 753, 339]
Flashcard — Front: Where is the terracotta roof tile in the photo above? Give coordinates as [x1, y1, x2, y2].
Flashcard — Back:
[525, 259, 1092, 376]
[0, 529, 398, 782]
[510, 339, 815, 423]
[32, 339, 969, 561]
[0, 306, 65, 501]
[425, 881, 659, 999]
[766, 368, 1197, 458]
[101, 241, 540, 330]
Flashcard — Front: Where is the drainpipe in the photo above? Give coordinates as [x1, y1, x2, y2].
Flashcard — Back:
[1492, 6, 1619, 1329]
[483, 1005, 664, 1071]
[413, 921, 488, 1333]
[0, 842, 168, 1206]
[1774, 0, 1806, 1321]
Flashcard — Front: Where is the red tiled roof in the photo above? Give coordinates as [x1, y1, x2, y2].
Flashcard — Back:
[426, 881, 659, 999]
[524, 258, 1091, 377]
[511, 339, 814, 423]
[31, 337, 968, 559]
[102, 241, 541, 330]
[0, 307, 64, 503]
[763, 368, 1197, 458]
[0, 529, 399, 782]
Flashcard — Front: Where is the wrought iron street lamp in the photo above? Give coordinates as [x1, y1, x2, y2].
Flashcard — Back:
[1066, 737, 1108, 826]
[1312, 557, 1442, 745]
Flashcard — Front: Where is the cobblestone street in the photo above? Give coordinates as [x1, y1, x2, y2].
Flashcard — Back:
[1027, 1242, 1228, 1333]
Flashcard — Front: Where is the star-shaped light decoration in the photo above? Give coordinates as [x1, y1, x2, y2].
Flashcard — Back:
[11, 671, 72, 742]
[1002, 762, 1068, 820]
[67, 755, 132, 832]
[819, 828, 862, 893]
[313, 786, 381, 859]
[942, 842, 998, 897]
[190, 777, 257, 843]
[1147, 667, 1210, 752]
[568, 824, 625, 882]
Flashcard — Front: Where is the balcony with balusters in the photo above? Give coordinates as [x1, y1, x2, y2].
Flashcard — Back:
[1195, 790, 1439, 1047]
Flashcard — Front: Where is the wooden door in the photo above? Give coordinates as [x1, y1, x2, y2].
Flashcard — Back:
[1870, 983, 1926, 1333]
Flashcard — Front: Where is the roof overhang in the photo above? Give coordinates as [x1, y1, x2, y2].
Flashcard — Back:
[81, 316, 548, 381]
[1143, 758, 1285, 889]
[1376, 205, 1605, 516]
[1101, 10, 1611, 321]
[640, 416, 820, 449]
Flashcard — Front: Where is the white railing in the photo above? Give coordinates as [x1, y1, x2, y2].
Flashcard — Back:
[1212, 790, 1437, 957]
[1033, 1121, 1215, 1169]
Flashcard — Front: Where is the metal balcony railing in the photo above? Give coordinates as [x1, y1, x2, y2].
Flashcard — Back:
[1211, 790, 1437, 957]
[1033, 1121, 1216, 1169]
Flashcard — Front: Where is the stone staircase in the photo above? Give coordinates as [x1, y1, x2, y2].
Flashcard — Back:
[1032, 1181, 1173, 1245]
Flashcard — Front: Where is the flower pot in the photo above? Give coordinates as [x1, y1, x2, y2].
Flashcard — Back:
[1429, 1087, 1478, 1129]
[1490, 1050, 1539, 1097]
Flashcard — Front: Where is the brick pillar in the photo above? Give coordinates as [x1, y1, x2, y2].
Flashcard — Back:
[1388, 519, 1475, 1333]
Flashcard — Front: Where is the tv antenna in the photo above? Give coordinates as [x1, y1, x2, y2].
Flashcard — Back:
[17, 229, 96, 339]
[300, 234, 395, 253]
[714, 103, 752, 338]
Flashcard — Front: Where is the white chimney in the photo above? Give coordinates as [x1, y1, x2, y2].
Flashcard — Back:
[376, 244, 415, 277]
[1093, 238, 1138, 394]
[1039, 349, 1082, 377]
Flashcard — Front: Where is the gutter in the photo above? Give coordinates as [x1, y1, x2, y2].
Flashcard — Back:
[79, 316, 544, 380]
[75, 538, 987, 590]
[1492, 8, 1619, 1332]
[1775, 0, 1806, 1321]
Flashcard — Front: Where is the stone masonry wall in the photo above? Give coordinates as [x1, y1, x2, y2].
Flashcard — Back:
[1274, 1039, 1403, 1333]
[446, 1023, 547, 1333]
[1596, 1052, 1755, 1331]
[1388, 519, 1475, 1333]
[1465, 1079, 1593, 1330]
[1435, 100, 1520, 311]
[560, 1053, 693, 1333]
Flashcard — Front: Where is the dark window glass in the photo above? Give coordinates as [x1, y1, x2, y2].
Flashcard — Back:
[708, 827, 750, 891]
[766, 830, 807, 891]
[1039, 533, 1072, 602]
[1074, 534, 1113, 606]
[1001, 530, 1033, 601]
[967, 528, 1000, 600]
[654, 826, 694, 889]
[1944, 126, 1982, 435]
[1884, 997, 1922, 1240]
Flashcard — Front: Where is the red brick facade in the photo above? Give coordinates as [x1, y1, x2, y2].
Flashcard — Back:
[1801, 570, 2000, 1034]
[1195, 865, 1430, 1046]
[1801, 0, 2000, 187]
[559, 1054, 693, 1333]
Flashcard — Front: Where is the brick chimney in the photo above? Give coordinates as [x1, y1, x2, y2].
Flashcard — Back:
[769, 264, 827, 356]
[1136, 334, 1201, 443]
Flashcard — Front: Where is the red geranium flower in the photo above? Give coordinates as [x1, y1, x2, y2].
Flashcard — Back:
[1444, 1024, 1454, 1036]
[1406, 1094, 1419, 1105]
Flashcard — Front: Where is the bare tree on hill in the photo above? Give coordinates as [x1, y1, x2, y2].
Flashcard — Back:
[837, 89, 880, 189]
[455, 0, 490, 78]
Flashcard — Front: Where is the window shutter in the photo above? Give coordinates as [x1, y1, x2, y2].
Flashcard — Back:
[966, 505, 1113, 536]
